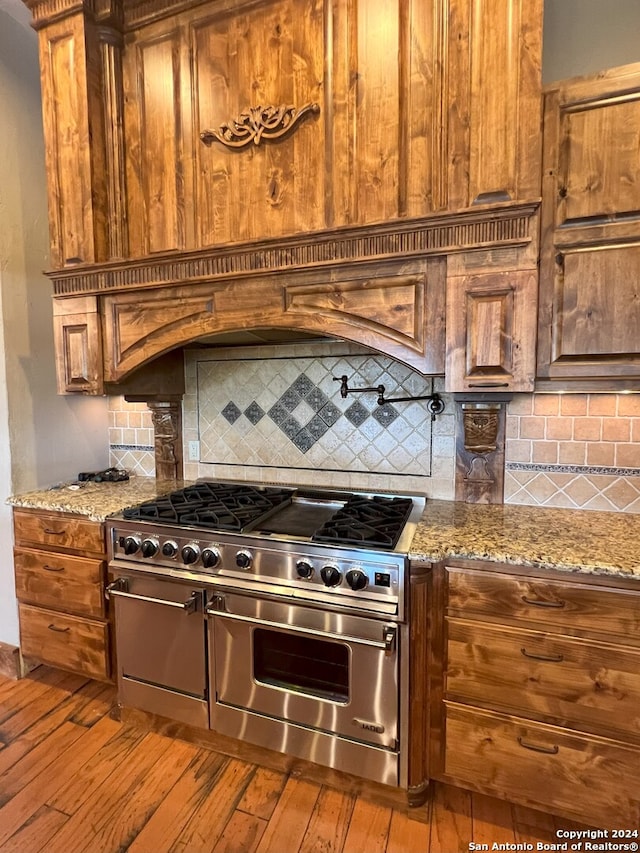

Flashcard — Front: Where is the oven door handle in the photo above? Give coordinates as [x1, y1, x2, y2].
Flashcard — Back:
[206, 605, 396, 653]
[106, 580, 200, 614]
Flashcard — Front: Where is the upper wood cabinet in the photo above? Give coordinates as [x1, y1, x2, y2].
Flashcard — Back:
[26, 0, 543, 391]
[537, 62, 640, 388]
[445, 269, 537, 392]
[28, 0, 543, 264]
[122, 0, 542, 256]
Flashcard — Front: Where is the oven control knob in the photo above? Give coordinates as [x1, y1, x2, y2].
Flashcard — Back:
[236, 550, 253, 570]
[141, 538, 159, 558]
[123, 536, 141, 556]
[161, 541, 178, 558]
[201, 548, 220, 569]
[296, 560, 314, 579]
[346, 569, 368, 591]
[181, 544, 200, 565]
[320, 565, 342, 587]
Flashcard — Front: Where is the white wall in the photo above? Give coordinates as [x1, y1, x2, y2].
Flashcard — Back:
[0, 9, 110, 646]
[543, 0, 640, 83]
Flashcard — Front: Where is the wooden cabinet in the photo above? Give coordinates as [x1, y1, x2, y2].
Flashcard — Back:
[120, 0, 543, 255]
[13, 508, 111, 682]
[538, 61, 640, 388]
[445, 269, 537, 392]
[25, 0, 543, 393]
[431, 561, 640, 826]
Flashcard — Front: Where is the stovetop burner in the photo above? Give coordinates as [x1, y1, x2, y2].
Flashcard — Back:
[119, 481, 419, 551]
[311, 495, 413, 550]
[122, 482, 294, 532]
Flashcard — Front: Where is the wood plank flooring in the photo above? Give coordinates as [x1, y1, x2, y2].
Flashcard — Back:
[0, 667, 585, 853]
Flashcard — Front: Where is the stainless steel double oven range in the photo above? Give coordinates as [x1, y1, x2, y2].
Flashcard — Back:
[106, 481, 424, 788]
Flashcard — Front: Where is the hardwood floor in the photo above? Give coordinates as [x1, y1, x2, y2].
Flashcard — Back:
[0, 667, 583, 853]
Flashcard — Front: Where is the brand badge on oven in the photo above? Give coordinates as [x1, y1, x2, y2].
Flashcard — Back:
[353, 718, 385, 734]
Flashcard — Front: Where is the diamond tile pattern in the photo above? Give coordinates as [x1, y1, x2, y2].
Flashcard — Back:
[196, 354, 433, 475]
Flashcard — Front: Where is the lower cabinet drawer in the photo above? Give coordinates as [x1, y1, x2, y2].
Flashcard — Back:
[14, 548, 105, 618]
[446, 617, 640, 740]
[19, 603, 110, 681]
[443, 702, 640, 826]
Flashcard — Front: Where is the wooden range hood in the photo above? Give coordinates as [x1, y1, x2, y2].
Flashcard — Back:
[25, 0, 543, 397]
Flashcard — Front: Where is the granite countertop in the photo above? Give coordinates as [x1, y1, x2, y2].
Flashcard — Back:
[409, 500, 640, 578]
[6, 477, 184, 522]
[7, 480, 640, 578]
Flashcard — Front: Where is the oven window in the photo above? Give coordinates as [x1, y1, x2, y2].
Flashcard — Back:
[253, 628, 349, 703]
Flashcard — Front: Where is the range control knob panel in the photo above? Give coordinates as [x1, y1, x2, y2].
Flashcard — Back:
[345, 569, 368, 590]
[181, 543, 201, 565]
[320, 565, 342, 587]
[236, 550, 253, 570]
[141, 538, 159, 558]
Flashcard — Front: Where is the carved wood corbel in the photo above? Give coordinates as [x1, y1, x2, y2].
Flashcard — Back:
[200, 103, 320, 149]
[454, 401, 507, 504]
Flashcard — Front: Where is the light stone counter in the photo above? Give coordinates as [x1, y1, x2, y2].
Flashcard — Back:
[6, 477, 186, 522]
[8, 482, 640, 578]
[410, 500, 640, 578]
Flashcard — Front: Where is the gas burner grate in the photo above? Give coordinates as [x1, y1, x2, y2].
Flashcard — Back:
[312, 495, 413, 549]
[122, 483, 294, 531]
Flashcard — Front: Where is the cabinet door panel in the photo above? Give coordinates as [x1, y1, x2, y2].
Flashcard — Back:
[538, 62, 640, 383]
[446, 566, 640, 641]
[124, 27, 185, 256]
[19, 604, 109, 682]
[445, 270, 537, 391]
[14, 548, 105, 618]
[446, 617, 640, 739]
[39, 15, 96, 267]
[13, 510, 105, 557]
[443, 702, 640, 827]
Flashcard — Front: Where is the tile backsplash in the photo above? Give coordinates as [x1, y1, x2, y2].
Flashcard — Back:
[505, 393, 640, 512]
[182, 341, 456, 498]
[108, 349, 640, 512]
[108, 399, 155, 477]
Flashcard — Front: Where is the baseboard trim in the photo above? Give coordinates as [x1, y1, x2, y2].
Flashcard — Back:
[0, 642, 40, 679]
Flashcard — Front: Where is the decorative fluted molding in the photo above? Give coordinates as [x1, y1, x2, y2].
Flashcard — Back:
[200, 103, 321, 149]
[47, 202, 539, 297]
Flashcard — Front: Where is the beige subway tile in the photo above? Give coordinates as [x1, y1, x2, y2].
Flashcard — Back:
[532, 441, 558, 464]
[573, 418, 602, 441]
[115, 411, 129, 428]
[505, 417, 519, 439]
[560, 395, 588, 416]
[505, 439, 532, 463]
[618, 395, 640, 417]
[588, 394, 618, 416]
[616, 443, 640, 468]
[520, 417, 545, 439]
[109, 427, 123, 445]
[508, 394, 534, 416]
[558, 441, 586, 464]
[545, 417, 573, 440]
[122, 428, 137, 445]
[533, 395, 560, 416]
[602, 417, 631, 442]
[586, 443, 615, 467]
[632, 420, 640, 443]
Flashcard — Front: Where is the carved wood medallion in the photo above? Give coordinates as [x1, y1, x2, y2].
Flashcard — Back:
[200, 103, 320, 149]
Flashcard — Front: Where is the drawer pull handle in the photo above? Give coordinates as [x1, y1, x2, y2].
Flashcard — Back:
[43, 565, 65, 573]
[47, 624, 70, 633]
[517, 737, 559, 755]
[520, 648, 564, 663]
[521, 595, 566, 609]
[43, 528, 65, 536]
